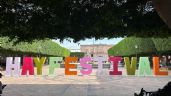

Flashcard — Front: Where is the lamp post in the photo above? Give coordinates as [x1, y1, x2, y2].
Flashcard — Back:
[135, 44, 138, 52]
[93, 38, 95, 58]
[38, 45, 42, 57]
[0, 42, 1, 56]
[135, 45, 138, 56]
[116, 51, 119, 56]
[135, 45, 138, 68]
[135, 45, 138, 49]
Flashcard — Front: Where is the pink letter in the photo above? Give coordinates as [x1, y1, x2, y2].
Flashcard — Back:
[21, 57, 34, 75]
[109, 56, 122, 75]
[6, 57, 21, 77]
[80, 57, 92, 75]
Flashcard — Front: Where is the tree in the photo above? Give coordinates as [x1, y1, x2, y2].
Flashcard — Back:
[108, 37, 157, 56]
[108, 37, 171, 56]
[152, 37, 171, 54]
[0, 0, 170, 42]
[70, 52, 85, 59]
[0, 37, 70, 56]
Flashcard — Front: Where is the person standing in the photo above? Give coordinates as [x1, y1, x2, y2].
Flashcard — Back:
[0, 73, 6, 96]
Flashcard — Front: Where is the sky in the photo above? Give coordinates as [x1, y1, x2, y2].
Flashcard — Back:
[53, 38, 123, 52]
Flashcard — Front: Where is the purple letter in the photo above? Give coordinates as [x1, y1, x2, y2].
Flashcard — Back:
[6, 57, 21, 77]
[94, 57, 106, 76]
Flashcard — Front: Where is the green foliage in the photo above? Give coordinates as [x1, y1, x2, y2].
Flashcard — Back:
[70, 52, 85, 59]
[0, 37, 70, 57]
[0, 0, 170, 42]
[62, 48, 71, 57]
[108, 37, 171, 56]
[108, 37, 157, 56]
[152, 37, 171, 54]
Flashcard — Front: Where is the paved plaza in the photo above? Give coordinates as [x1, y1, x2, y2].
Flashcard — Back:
[1, 68, 171, 96]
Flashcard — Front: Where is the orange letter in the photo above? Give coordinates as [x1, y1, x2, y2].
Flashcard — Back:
[65, 57, 78, 75]
[153, 57, 168, 76]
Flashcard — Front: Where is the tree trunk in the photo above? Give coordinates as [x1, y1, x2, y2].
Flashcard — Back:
[153, 0, 171, 29]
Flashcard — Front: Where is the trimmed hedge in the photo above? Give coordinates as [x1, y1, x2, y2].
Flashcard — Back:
[108, 37, 171, 56]
[0, 37, 70, 57]
[70, 52, 85, 59]
[108, 37, 157, 56]
[152, 37, 171, 54]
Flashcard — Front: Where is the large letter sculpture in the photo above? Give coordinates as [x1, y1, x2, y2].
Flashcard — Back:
[49, 57, 62, 76]
[65, 57, 78, 75]
[124, 57, 137, 75]
[34, 57, 46, 75]
[6, 57, 21, 77]
[138, 57, 152, 76]
[21, 57, 34, 75]
[153, 57, 168, 76]
[109, 57, 122, 75]
[80, 57, 92, 75]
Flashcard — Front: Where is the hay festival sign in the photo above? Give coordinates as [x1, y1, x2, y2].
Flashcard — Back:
[5, 56, 168, 77]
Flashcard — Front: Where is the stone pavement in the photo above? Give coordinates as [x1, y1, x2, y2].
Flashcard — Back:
[1, 68, 171, 96]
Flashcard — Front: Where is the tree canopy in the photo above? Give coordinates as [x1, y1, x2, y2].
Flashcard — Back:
[108, 37, 171, 56]
[70, 52, 85, 59]
[108, 37, 156, 56]
[152, 37, 171, 54]
[0, 0, 171, 42]
[0, 37, 70, 57]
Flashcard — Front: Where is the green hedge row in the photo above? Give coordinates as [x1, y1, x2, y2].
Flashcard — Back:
[108, 37, 171, 56]
[152, 37, 171, 54]
[0, 37, 70, 57]
[70, 52, 85, 59]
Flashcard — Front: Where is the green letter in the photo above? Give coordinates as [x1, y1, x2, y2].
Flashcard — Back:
[138, 57, 152, 76]
[124, 57, 137, 75]
[34, 57, 46, 75]
[49, 57, 62, 76]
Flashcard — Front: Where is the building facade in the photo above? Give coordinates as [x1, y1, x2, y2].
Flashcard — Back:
[80, 44, 113, 59]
